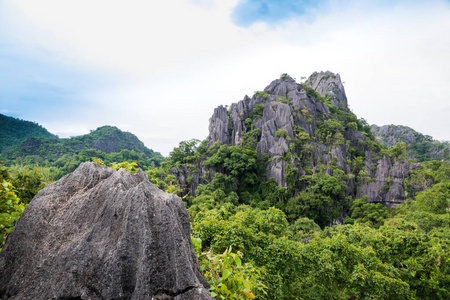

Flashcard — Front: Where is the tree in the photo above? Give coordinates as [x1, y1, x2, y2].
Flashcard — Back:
[345, 197, 389, 228]
[168, 139, 202, 166]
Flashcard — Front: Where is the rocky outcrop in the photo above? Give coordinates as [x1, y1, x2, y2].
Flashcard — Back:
[304, 71, 348, 109]
[0, 162, 212, 300]
[205, 72, 347, 187]
[358, 155, 419, 207]
[372, 124, 450, 161]
[371, 124, 416, 148]
[174, 71, 421, 208]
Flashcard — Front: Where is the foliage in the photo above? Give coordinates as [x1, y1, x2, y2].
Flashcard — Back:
[287, 166, 349, 227]
[199, 245, 267, 299]
[316, 119, 344, 144]
[255, 91, 269, 100]
[287, 217, 321, 243]
[321, 221, 450, 299]
[275, 128, 288, 138]
[386, 142, 407, 162]
[167, 139, 204, 167]
[345, 197, 390, 228]
[201, 144, 263, 203]
[249, 104, 265, 120]
[94, 158, 139, 174]
[298, 233, 409, 300]
[276, 96, 291, 105]
[191, 206, 303, 299]
[280, 73, 289, 81]
[110, 161, 139, 174]
[0, 180, 26, 250]
[8, 165, 50, 204]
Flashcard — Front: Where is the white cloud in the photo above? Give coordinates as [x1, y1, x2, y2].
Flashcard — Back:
[1, 0, 450, 155]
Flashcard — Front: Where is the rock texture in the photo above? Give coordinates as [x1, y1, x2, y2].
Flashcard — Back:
[208, 72, 345, 187]
[0, 162, 212, 300]
[357, 154, 419, 207]
[174, 71, 419, 208]
[371, 124, 416, 148]
[372, 124, 450, 161]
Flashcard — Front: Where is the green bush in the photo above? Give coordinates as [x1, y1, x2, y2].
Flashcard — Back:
[275, 128, 288, 138]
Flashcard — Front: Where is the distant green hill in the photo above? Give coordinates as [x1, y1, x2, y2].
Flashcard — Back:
[0, 114, 57, 152]
[0, 118, 164, 179]
[64, 125, 157, 157]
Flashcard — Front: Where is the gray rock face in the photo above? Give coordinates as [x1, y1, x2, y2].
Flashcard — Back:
[208, 106, 230, 147]
[372, 124, 450, 161]
[203, 72, 352, 188]
[357, 156, 419, 207]
[0, 162, 212, 300]
[305, 71, 348, 109]
[371, 124, 416, 148]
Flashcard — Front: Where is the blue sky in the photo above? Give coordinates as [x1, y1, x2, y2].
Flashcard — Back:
[231, 0, 329, 26]
[1, 0, 450, 155]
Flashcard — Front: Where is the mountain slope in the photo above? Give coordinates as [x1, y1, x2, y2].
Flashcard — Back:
[0, 114, 57, 152]
[1, 123, 164, 179]
[371, 124, 450, 162]
[2, 126, 161, 160]
[63, 125, 158, 156]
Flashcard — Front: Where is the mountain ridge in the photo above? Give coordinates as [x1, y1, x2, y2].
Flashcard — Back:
[0, 119, 163, 179]
[0, 113, 57, 153]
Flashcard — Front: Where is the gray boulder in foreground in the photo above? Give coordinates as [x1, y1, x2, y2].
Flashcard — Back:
[0, 162, 212, 300]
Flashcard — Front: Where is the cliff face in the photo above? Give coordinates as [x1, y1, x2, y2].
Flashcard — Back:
[178, 71, 418, 207]
[0, 162, 212, 300]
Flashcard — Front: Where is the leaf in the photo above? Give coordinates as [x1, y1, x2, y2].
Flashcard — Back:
[243, 280, 251, 292]
[223, 268, 231, 280]
[234, 255, 242, 267]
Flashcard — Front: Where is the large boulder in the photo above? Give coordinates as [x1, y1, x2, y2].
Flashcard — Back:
[0, 162, 212, 300]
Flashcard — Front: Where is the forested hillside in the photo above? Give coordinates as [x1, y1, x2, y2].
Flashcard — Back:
[0, 124, 163, 181]
[0, 113, 57, 152]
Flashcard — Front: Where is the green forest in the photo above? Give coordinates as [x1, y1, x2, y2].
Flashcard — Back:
[1, 74, 450, 299]
[2, 144, 449, 299]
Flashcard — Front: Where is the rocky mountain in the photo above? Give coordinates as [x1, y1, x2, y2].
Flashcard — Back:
[0, 113, 57, 152]
[372, 124, 450, 162]
[0, 162, 212, 300]
[172, 72, 419, 213]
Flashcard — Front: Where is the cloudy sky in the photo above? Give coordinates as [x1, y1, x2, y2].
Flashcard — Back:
[1, 0, 449, 156]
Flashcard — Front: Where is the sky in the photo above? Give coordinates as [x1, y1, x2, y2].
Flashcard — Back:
[0, 0, 449, 156]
